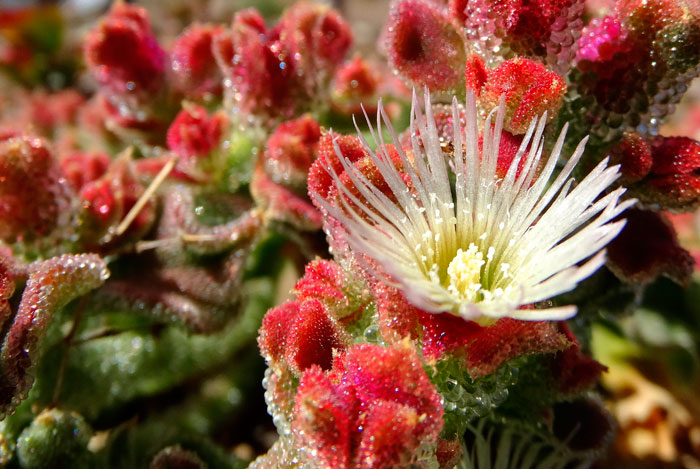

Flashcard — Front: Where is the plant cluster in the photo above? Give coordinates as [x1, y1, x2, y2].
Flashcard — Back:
[0, 0, 698, 467]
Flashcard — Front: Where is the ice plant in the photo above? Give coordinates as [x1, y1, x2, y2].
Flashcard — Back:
[311, 90, 634, 324]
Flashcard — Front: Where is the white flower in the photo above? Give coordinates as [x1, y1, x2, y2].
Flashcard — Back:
[311, 90, 635, 324]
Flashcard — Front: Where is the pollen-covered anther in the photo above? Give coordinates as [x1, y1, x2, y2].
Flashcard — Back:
[447, 244, 485, 302]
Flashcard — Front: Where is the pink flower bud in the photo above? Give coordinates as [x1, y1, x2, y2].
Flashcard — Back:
[480, 58, 566, 134]
[84, 3, 166, 104]
[171, 24, 225, 100]
[385, 0, 466, 92]
[0, 136, 66, 242]
[576, 16, 626, 63]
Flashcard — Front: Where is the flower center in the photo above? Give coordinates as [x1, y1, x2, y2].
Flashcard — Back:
[447, 243, 485, 302]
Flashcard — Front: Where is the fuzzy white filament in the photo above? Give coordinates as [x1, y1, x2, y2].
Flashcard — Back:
[311, 90, 635, 323]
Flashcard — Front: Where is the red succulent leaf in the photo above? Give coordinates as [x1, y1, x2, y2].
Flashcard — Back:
[607, 208, 695, 285]
[294, 259, 369, 323]
[0, 255, 17, 332]
[385, 0, 466, 92]
[251, 161, 322, 231]
[465, 54, 489, 97]
[291, 341, 443, 467]
[551, 322, 607, 394]
[355, 400, 420, 469]
[278, 3, 353, 80]
[0, 254, 109, 418]
[449, 0, 470, 24]
[98, 95, 166, 133]
[155, 186, 260, 256]
[436, 437, 463, 468]
[258, 301, 300, 364]
[285, 299, 348, 374]
[263, 114, 321, 190]
[494, 129, 527, 179]
[505, 0, 578, 54]
[134, 156, 202, 184]
[293, 366, 352, 469]
[330, 144, 410, 219]
[171, 24, 225, 100]
[313, 9, 353, 65]
[166, 105, 227, 161]
[340, 341, 443, 427]
[645, 173, 700, 211]
[463, 318, 569, 378]
[649, 136, 700, 175]
[333, 57, 379, 102]
[480, 58, 566, 134]
[84, 3, 165, 99]
[370, 280, 423, 341]
[79, 156, 155, 250]
[419, 310, 483, 361]
[59, 151, 110, 191]
[308, 133, 369, 202]
[25, 89, 85, 133]
[0, 136, 68, 242]
[80, 178, 118, 226]
[616, 0, 690, 38]
[608, 132, 653, 184]
[217, 8, 298, 120]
